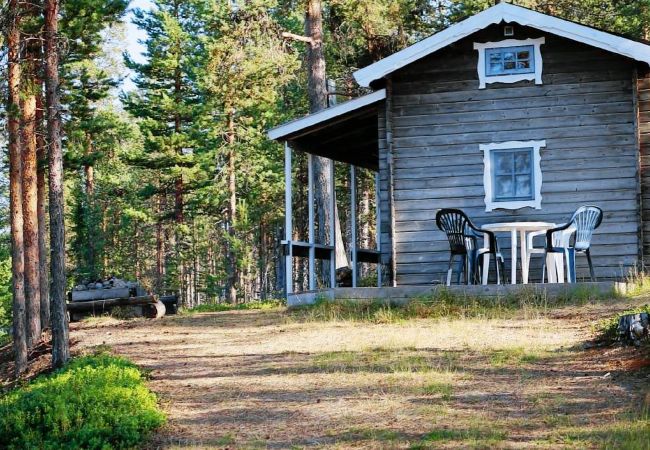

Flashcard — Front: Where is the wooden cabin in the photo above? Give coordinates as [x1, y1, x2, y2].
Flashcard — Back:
[269, 3, 650, 299]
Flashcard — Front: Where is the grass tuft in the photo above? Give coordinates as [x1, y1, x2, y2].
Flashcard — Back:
[420, 382, 453, 400]
[0, 352, 165, 449]
[293, 287, 607, 324]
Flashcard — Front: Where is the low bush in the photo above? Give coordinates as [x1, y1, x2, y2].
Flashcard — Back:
[0, 352, 165, 449]
[183, 299, 285, 314]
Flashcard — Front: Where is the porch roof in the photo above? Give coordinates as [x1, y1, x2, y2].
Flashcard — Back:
[267, 89, 385, 170]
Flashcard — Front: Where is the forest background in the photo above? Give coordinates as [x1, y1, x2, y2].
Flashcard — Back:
[1, 0, 649, 339]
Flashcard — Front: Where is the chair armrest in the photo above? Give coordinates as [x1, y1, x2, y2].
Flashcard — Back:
[472, 227, 498, 252]
[546, 222, 573, 249]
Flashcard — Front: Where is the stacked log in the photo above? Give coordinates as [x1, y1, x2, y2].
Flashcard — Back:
[617, 313, 649, 346]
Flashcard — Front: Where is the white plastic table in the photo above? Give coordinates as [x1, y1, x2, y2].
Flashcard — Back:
[481, 222, 556, 285]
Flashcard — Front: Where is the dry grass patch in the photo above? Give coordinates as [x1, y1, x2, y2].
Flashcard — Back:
[60, 294, 650, 449]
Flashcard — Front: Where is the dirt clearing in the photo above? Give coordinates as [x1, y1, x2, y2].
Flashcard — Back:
[14, 298, 650, 448]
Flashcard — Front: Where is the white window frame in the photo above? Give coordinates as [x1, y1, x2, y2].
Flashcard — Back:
[481, 140, 545, 212]
[473, 37, 545, 89]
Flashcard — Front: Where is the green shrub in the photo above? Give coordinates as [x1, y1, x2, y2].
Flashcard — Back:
[0, 257, 13, 331]
[183, 299, 285, 314]
[0, 353, 165, 449]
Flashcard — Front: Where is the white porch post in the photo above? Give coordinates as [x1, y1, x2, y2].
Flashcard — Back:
[308, 153, 315, 290]
[329, 159, 336, 288]
[284, 142, 293, 295]
[350, 165, 357, 287]
[375, 171, 382, 287]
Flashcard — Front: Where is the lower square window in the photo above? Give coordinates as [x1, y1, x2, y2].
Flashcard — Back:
[481, 140, 545, 211]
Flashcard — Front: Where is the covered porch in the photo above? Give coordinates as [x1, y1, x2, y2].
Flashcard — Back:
[268, 90, 388, 296]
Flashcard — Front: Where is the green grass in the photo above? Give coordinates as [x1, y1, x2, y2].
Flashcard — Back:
[293, 287, 609, 324]
[312, 348, 459, 374]
[410, 426, 507, 449]
[420, 382, 453, 400]
[0, 352, 165, 449]
[182, 299, 285, 314]
[551, 409, 650, 449]
[484, 347, 551, 367]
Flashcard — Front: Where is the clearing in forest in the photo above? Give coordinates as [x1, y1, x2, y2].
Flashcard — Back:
[68, 297, 650, 448]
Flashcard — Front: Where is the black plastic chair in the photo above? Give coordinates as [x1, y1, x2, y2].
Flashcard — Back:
[542, 205, 603, 283]
[436, 209, 505, 285]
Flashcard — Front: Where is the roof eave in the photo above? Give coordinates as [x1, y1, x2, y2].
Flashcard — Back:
[267, 89, 386, 141]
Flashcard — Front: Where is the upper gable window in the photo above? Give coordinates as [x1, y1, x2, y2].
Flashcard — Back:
[474, 38, 545, 89]
[486, 45, 534, 76]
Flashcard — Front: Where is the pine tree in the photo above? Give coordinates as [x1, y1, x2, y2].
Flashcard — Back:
[7, 0, 28, 375]
[123, 0, 204, 302]
[45, 0, 69, 368]
[202, 0, 298, 302]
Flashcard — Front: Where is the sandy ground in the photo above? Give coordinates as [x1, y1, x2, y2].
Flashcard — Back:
[2, 298, 649, 449]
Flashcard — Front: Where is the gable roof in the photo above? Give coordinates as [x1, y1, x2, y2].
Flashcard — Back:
[353, 2, 650, 87]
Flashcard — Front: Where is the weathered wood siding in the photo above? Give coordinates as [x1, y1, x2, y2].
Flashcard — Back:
[638, 71, 650, 265]
[385, 24, 640, 285]
[377, 104, 393, 281]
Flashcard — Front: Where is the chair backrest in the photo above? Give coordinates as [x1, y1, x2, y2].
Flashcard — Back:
[436, 209, 472, 254]
[569, 205, 603, 250]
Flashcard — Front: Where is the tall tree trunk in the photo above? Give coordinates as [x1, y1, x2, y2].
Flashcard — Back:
[36, 92, 50, 330]
[21, 91, 42, 348]
[45, 0, 70, 368]
[8, 0, 28, 375]
[84, 134, 96, 278]
[172, 0, 186, 305]
[226, 110, 238, 303]
[156, 183, 165, 291]
[305, 0, 349, 275]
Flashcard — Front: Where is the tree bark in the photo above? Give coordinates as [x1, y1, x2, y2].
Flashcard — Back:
[8, 0, 28, 375]
[305, 0, 349, 273]
[36, 91, 50, 330]
[226, 110, 238, 303]
[45, 0, 70, 368]
[21, 90, 42, 349]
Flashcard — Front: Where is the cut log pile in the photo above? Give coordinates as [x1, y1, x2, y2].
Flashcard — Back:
[70, 276, 146, 302]
[617, 313, 649, 346]
[66, 277, 173, 321]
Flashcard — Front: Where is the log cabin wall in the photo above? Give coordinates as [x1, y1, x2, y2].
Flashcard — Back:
[387, 23, 640, 285]
[638, 70, 650, 267]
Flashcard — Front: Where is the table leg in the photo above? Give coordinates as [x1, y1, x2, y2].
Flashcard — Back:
[520, 230, 528, 284]
[510, 229, 517, 285]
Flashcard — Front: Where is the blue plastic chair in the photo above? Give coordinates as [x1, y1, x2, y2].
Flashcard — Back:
[542, 206, 603, 282]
